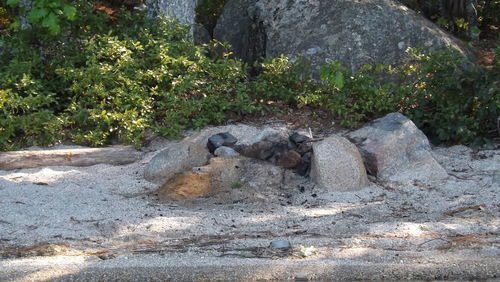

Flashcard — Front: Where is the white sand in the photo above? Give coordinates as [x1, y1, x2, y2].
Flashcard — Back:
[0, 131, 499, 280]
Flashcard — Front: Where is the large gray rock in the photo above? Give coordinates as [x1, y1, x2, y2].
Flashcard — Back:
[347, 112, 448, 182]
[310, 135, 369, 191]
[144, 141, 210, 184]
[214, 0, 470, 72]
[146, 0, 199, 25]
[194, 24, 212, 45]
[213, 0, 263, 63]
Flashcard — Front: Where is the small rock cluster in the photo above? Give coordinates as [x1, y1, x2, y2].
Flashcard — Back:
[207, 131, 313, 176]
[144, 112, 450, 201]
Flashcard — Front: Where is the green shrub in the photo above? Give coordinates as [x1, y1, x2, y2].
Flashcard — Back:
[314, 47, 499, 146]
[0, 0, 497, 150]
[317, 61, 404, 127]
[400, 48, 499, 146]
[0, 3, 260, 149]
[0, 74, 62, 150]
[6, 0, 77, 34]
[57, 13, 258, 145]
[250, 55, 316, 110]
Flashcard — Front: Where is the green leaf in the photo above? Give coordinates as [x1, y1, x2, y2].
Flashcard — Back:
[41, 13, 61, 34]
[9, 18, 20, 30]
[333, 72, 345, 89]
[63, 5, 77, 20]
[6, 0, 19, 7]
[28, 8, 50, 22]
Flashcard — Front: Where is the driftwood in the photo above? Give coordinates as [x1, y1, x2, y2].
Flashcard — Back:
[0, 146, 143, 170]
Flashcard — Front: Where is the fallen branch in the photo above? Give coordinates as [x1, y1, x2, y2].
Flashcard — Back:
[444, 205, 485, 216]
[0, 146, 143, 170]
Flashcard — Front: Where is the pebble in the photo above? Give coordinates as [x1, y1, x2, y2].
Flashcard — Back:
[214, 146, 240, 157]
[207, 132, 238, 153]
[289, 132, 311, 145]
[278, 150, 303, 169]
[270, 239, 291, 249]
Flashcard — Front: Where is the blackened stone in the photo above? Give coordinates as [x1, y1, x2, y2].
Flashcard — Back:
[296, 142, 313, 155]
[268, 141, 290, 164]
[207, 132, 238, 153]
[296, 152, 312, 176]
[289, 132, 311, 145]
[239, 141, 275, 160]
[277, 150, 302, 169]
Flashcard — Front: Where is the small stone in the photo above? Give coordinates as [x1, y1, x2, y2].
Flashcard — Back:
[270, 239, 291, 249]
[290, 132, 311, 145]
[296, 142, 313, 155]
[207, 132, 238, 153]
[296, 152, 312, 176]
[277, 150, 302, 169]
[269, 141, 290, 164]
[214, 146, 240, 158]
[294, 274, 308, 281]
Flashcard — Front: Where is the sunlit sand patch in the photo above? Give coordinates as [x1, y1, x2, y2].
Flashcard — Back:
[0, 168, 81, 184]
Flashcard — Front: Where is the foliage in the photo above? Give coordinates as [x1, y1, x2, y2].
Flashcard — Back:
[317, 62, 404, 127]
[0, 5, 11, 29]
[0, 75, 62, 150]
[0, 0, 497, 150]
[6, 0, 76, 34]
[315, 47, 499, 146]
[398, 0, 499, 39]
[0, 1, 258, 149]
[250, 56, 315, 108]
[399, 48, 499, 146]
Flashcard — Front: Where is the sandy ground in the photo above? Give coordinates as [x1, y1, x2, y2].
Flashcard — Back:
[0, 127, 499, 281]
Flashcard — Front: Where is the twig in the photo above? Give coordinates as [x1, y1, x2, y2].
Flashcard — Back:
[444, 205, 485, 216]
[448, 173, 474, 180]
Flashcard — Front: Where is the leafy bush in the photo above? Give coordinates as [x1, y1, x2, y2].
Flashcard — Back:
[0, 75, 62, 150]
[397, 0, 498, 39]
[318, 62, 404, 127]
[250, 56, 315, 108]
[6, 0, 77, 34]
[315, 47, 499, 146]
[55, 10, 258, 145]
[0, 5, 11, 29]
[0, 0, 497, 150]
[0, 2, 259, 149]
[400, 48, 499, 146]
